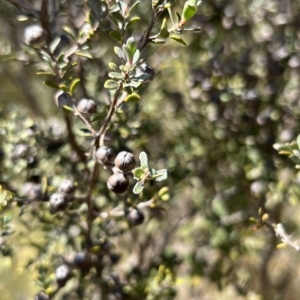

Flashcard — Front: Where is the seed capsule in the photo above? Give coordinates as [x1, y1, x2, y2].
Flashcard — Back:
[77, 98, 97, 117]
[114, 151, 136, 172]
[126, 207, 144, 226]
[24, 25, 47, 47]
[49, 192, 68, 212]
[107, 173, 129, 194]
[96, 146, 114, 165]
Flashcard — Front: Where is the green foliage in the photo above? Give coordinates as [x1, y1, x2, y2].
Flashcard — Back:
[3, 0, 300, 299]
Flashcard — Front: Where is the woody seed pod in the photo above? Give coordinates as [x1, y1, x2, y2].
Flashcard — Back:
[114, 151, 136, 172]
[96, 146, 114, 164]
[107, 173, 129, 194]
[126, 207, 144, 226]
[58, 179, 76, 200]
[77, 98, 97, 118]
[49, 192, 68, 212]
[24, 25, 47, 48]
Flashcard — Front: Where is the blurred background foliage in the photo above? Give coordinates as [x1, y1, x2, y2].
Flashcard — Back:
[2, 0, 300, 299]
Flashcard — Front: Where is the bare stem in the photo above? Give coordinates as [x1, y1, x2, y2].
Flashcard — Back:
[96, 84, 123, 147]
[274, 223, 300, 252]
[138, 7, 164, 51]
[85, 161, 99, 245]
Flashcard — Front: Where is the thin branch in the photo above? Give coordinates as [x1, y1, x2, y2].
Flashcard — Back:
[85, 161, 99, 245]
[138, 7, 164, 51]
[96, 84, 123, 147]
[63, 112, 87, 163]
[3, 0, 40, 18]
[274, 223, 300, 252]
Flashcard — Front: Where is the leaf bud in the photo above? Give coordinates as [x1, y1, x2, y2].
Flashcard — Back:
[24, 25, 47, 47]
[96, 146, 114, 165]
[107, 173, 129, 194]
[114, 151, 136, 172]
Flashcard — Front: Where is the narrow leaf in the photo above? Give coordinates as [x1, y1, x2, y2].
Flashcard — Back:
[43, 81, 60, 89]
[104, 79, 118, 90]
[125, 17, 141, 30]
[108, 72, 124, 80]
[132, 49, 140, 65]
[75, 51, 93, 59]
[169, 34, 187, 46]
[69, 78, 81, 95]
[128, 1, 141, 14]
[124, 93, 140, 103]
[109, 30, 122, 43]
[108, 62, 119, 71]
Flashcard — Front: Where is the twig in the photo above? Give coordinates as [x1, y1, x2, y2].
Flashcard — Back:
[3, 0, 40, 18]
[274, 223, 300, 252]
[138, 7, 164, 51]
[63, 112, 87, 163]
[85, 161, 99, 245]
[96, 84, 123, 147]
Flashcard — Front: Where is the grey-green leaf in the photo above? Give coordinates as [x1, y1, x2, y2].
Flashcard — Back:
[104, 79, 118, 90]
[155, 169, 168, 181]
[132, 167, 144, 179]
[133, 181, 144, 194]
[139, 152, 148, 167]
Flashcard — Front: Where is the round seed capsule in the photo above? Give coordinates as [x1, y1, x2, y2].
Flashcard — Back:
[107, 173, 129, 194]
[114, 151, 136, 172]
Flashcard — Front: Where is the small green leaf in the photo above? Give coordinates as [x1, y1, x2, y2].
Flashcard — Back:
[109, 30, 122, 43]
[77, 128, 94, 137]
[69, 78, 81, 95]
[132, 168, 144, 179]
[297, 135, 300, 149]
[133, 181, 144, 194]
[108, 62, 119, 71]
[36, 71, 56, 76]
[63, 25, 76, 41]
[122, 45, 132, 62]
[49, 36, 61, 54]
[124, 93, 140, 103]
[126, 37, 137, 55]
[125, 17, 141, 30]
[184, 27, 201, 32]
[108, 72, 124, 80]
[75, 51, 93, 59]
[43, 81, 60, 89]
[132, 49, 140, 65]
[169, 34, 187, 46]
[150, 38, 166, 44]
[104, 79, 118, 90]
[139, 152, 148, 166]
[154, 169, 168, 181]
[128, 1, 141, 14]
[114, 47, 126, 61]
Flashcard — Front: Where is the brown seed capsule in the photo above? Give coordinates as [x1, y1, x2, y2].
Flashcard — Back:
[126, 208, 144, 226]
[96, 146, 114, 165]
[114, 151, 136, 172]
[55, 91, 72, 108]
[55, 264, 71, 287]
[24, 25, 47, 48]
[49, 192, 68, 212]
[107, 173, 129, 194]
[58, 180, 76, 200]
[77, 98, 97, 117]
